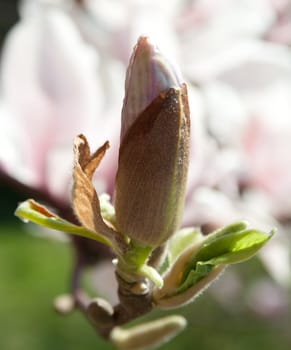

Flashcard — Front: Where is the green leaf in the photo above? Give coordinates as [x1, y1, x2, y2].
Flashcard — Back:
[15, 199, 114, 249]
[195, 229, 274, 264]
[178, 226, 274, 292]
[175, 262, 213, 295]
[202, 221, 248, 246]
[154, 223, 274, 307]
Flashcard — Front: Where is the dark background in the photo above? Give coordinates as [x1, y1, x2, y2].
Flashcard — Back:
[0, 0, 22, 222]
[0, 0, 18, 45]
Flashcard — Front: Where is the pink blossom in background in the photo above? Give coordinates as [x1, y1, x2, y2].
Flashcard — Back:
[0, 4, 123, 202]
[7, 0, 291, 218]
[1, 0, 291, 308]
[266, 0, 291, 44]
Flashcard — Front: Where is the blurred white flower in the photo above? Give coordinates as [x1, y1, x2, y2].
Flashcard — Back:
[1, 0, 291, 294]
[0, 4, 123, 201]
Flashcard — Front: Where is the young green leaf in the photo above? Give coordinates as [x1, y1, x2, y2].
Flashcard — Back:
[180, 227, 274, 284]
[195, 229, 274, 265]
[15, 199, 114, 249]
[175, 262, 213, 295]
[153, 223, 274, 309]
[202, 221, 249, 245]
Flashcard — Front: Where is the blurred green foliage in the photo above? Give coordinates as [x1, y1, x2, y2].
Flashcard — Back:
[0, 222, 112, 350]
[0, 221, 291, 350]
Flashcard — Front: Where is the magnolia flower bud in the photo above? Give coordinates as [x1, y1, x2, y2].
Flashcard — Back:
[120, 36, 183, 141]
[114, 37, 190, 247]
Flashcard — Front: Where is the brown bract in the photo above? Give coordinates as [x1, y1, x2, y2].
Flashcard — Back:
[114, 85, 190, 247]
[72, 134, 126, 253]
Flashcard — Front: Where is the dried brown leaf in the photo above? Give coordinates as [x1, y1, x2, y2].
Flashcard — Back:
[72, 135, 124, 252]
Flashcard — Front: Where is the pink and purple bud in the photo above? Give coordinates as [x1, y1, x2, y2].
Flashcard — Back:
[114, 36, 190, 247]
